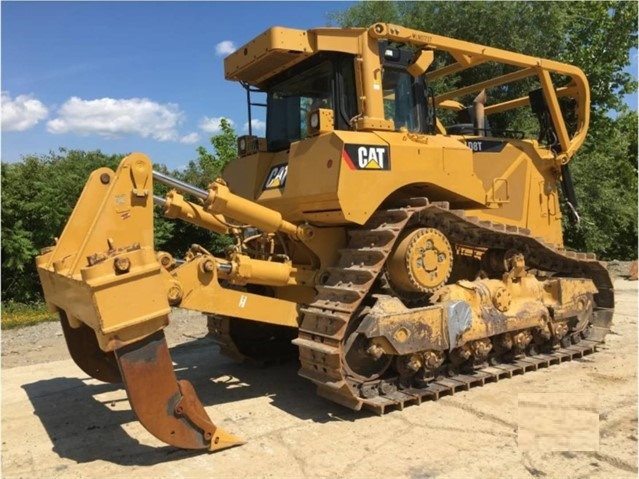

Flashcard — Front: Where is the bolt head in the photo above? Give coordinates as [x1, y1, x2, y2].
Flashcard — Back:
[113, 257, 131, 273]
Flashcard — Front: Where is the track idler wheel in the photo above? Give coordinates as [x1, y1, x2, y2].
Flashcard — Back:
[343, 331, 392, 381]
[386, 227, 453, 295]
[115, 330, 243, 451]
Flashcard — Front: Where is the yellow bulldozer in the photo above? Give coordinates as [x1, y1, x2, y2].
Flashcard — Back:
[36, 23, 614, 452]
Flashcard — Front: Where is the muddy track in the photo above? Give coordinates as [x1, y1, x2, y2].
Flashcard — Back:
[293, 197, 614, 412]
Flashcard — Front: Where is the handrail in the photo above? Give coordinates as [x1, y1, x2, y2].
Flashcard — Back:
[368, 23, 590, 163]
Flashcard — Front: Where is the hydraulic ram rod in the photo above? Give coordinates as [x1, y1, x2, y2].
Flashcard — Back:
[152, 172, 231, 234]
[152, 170, 208, 200]
[154, 192, 230, 235]
[152, 171, 309, 240]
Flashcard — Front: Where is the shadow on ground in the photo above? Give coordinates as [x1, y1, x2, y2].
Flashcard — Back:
[22, 336, 366, 465]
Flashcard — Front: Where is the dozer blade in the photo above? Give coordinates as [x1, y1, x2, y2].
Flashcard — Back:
[60, 310, 122, 384]
[114, 330, 244, 452]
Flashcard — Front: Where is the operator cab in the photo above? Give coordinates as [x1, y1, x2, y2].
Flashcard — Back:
[263, 53, 357, 152]
[261, 43, 434, 152]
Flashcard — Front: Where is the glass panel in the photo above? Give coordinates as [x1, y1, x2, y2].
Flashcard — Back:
[338, 56, 357, 127]
[382, 68, 420, 132]
[266, 61, 334, 151]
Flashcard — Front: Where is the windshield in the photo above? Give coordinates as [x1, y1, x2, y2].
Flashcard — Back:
[266, 60, 334, 151]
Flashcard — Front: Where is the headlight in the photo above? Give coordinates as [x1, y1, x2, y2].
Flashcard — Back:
[310, 112, 319, 129]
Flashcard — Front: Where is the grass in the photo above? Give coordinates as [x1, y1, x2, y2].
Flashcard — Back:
[1, 302, 59, 329]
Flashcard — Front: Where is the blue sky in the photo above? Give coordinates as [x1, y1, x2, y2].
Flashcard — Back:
[2, 1, 637, 171]
[1, 1, 358, 169]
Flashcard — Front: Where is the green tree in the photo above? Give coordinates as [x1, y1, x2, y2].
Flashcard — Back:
[331, 0, 638, 259]
[181, 118, 237, 187]
[563, 111, 638, 259]
[1, 150, 123, 302]
[1, 120, 240, 303]
[328, 0, 400, 26]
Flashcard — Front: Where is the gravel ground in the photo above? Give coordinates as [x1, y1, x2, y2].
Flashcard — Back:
[1, 308, 209, 369]
[1, 278, 636, 479]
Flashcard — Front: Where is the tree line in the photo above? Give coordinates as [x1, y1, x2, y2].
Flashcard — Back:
[2, 1, 637, 304]
[1, 121, 237, 303]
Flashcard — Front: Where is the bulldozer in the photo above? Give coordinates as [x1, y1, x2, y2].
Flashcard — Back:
[36, 23, 614, 452]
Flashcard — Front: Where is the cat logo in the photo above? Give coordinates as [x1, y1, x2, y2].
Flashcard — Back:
[263, 164, 288, 190]
[342, 144, 391, 170]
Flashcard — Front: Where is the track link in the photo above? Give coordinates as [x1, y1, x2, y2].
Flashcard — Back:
[294, 197, 614, 412]
[350, 340, 599, 415]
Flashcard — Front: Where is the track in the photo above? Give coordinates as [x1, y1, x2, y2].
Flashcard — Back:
[293, 197, 614, 412]
[337, 339, 600, 415]
[206, 197, 613, 412]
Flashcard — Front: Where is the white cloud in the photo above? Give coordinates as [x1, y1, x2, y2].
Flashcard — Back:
[1, 91, 49, 131]
[215, 40, 236, 56]
[199, 116, 235, 134]
[180, 132, 200, 144]
[46, 97, 184, 141]
[243, 118, 266, 134]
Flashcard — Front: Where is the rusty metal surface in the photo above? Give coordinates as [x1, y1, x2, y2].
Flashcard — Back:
[59, 310, 121, 384]
[114, 330, 243, 451]
[294, 203, 421, 401]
